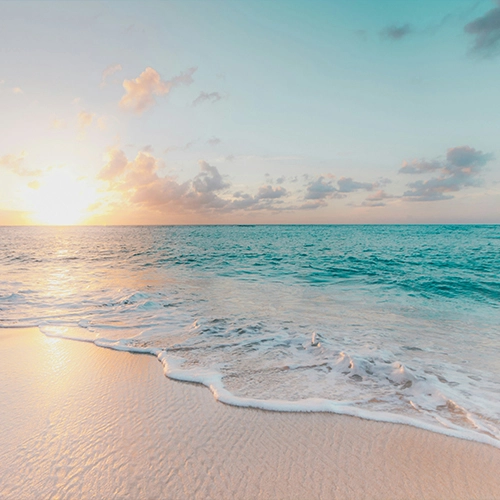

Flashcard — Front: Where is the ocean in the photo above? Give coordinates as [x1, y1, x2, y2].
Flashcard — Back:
[1, 225, 499, 446]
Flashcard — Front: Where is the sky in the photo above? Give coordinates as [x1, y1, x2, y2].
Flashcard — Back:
[0, 0, 499, 225]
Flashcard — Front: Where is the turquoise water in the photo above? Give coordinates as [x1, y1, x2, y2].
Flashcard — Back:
[1, 225, 499, 445]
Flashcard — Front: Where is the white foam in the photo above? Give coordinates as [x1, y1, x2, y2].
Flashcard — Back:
[36, 325, 500, 449]
[156, 352, 500, 449]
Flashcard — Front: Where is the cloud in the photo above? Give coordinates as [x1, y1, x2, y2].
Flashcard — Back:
[98, 150, 307, 215]
[256, 185, 287, 199]
[361, 190, 398, 207]
[12, 87, 23, 94]
[402, 146, 494, 201]
[304, 175, 377, 199]
[101, 64, 122, 86]
[99, 151, 228, 212]
[305, 176, 339, 200]
[192, 160, 230, 193]
[207, 137, 221, 146]
[0, 153, 41, 176]
[381, 24, 412, 40]
[99, 151, 394, 216]
[120, 66, 197, 114]
[399, 159, 441, 174]
[192, 91, 222, 106]
[337, 177, 376, 192]
[78, 111, 94, 133]
[98, 147, 129, 181]
[465, 2, 500, 56]
[276, 176, 286, 184]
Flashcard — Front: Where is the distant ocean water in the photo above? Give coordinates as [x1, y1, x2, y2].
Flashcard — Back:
[1, 225, 499, 446]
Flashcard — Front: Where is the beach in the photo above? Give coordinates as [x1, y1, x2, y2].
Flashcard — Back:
[1, 327, 499, 500]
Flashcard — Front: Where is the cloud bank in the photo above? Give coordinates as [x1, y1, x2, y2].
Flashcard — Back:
[98, 150, 294, 215]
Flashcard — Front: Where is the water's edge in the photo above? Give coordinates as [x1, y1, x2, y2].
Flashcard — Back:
[38, 326, 500, 450]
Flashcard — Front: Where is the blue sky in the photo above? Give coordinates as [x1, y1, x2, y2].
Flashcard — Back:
[0, 0, 499, 224]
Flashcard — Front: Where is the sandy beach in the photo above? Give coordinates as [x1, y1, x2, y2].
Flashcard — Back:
[0, 328, 499, 500]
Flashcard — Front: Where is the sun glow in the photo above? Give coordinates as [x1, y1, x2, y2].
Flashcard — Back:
[28, 169, 97, 225]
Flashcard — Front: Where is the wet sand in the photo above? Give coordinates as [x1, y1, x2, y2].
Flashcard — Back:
[1, 328, 499, 500]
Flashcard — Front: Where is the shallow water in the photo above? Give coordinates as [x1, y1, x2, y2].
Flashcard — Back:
[1, 225, 499, 446]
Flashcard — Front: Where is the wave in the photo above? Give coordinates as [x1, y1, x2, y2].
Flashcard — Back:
[37, 321, 500, 449]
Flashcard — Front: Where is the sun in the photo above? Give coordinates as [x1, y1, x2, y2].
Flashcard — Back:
[28, 169, 97, 225]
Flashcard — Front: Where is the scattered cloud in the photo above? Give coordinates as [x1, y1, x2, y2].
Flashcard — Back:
[402, 146, 494, 201]
[120, 66, 196, 114]
[192, 91, 223, 106]
[12, 87, 23, 94]
[207, 137, 221, 146]
[465, 2, 500, 56]
[78, 111, 94, 133]
[337, 177, 376, 193]
[399, 159, 442, 174]
[101, 63, 122, 86]
[381, 23, 412, 40]
[276, 176, 286, 184]
[192, 160, 230, 193]
[0, 153, 41, 177]
[28, 180, 40, 190]
[256, 185, 287, 199]
[304, 175, 377, 199]
[305, 176, 340, 200]
[361, 190, 398, 207]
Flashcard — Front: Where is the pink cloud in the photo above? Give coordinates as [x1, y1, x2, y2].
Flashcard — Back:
[119, 66, 197, 114]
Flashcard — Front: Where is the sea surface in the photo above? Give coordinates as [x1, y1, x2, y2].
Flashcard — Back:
[1, 225, 499, 446]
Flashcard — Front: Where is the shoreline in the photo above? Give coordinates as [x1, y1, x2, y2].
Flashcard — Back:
[41, 325, 500, 450]
[1, 328, 499, 499]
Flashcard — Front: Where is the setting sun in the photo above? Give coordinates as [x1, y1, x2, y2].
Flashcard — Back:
[27, 169, 96, 225]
